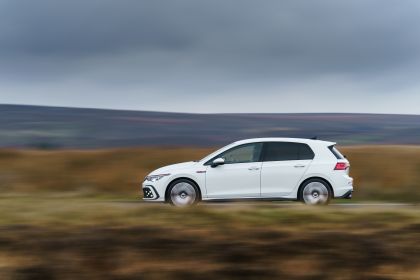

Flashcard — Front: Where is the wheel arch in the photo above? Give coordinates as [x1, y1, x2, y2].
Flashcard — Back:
[165, 177, 202, 203]
[297, 176, 334, 200]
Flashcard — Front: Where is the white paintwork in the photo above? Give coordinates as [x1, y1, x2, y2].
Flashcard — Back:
[205, 162, 262, 198]
[142, 138, 354, 204]
[261, 159, 312, 197]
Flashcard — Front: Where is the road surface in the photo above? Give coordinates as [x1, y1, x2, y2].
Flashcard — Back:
[111, 200, 418, 209]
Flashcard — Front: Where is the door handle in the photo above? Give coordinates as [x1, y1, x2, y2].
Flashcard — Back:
[248, 167, 260, 171]
[294, 164, 306, 168]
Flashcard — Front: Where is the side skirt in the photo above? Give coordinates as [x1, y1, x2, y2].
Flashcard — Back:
[201, 197, 298, 203]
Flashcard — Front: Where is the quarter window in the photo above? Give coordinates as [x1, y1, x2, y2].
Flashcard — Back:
[263, 142, 314, 161]
[299, 144, 316, 160]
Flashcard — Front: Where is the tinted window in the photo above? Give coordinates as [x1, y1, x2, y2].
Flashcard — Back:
[264, 142, 298, 161]
[209, 143, 263, 164]
[299, 144, 315, 160]
[328, 145, 344, 159]
[263, 142, 314, 161]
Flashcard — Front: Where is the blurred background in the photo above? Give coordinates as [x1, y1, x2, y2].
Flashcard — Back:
[1, 0, 420, 279]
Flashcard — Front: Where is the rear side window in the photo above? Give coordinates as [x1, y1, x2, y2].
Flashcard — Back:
[263, 142, 315, 162]
[328, 145, 344, 159]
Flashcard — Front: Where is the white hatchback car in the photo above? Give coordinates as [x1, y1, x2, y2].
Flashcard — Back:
[142, 138, 353, 206]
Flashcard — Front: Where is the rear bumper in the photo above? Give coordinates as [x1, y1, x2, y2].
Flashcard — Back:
[332, 174, 353, 198]
[338, 190, 353, 199]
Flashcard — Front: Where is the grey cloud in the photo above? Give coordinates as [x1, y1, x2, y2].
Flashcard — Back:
[0, 0, 420, 112]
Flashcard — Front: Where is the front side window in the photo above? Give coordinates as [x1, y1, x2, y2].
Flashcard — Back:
[208, 143, 263, 164]
[263, 142, 314, 161]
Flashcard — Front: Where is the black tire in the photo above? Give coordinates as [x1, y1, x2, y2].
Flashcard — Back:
[299, 178, 332, 205]
[166, 179, 200, 207]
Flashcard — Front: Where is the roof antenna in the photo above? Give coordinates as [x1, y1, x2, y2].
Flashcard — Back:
[310, 136, 318, 140]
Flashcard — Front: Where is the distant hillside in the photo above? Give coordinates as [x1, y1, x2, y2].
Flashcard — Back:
[1, 104, 420, 148]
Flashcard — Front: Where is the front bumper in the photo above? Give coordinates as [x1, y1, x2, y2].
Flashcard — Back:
[142, 180, 166, 202]
[142, 185, 160, 200]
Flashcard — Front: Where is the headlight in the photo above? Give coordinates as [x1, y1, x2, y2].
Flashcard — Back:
[144, 173, 171, 182]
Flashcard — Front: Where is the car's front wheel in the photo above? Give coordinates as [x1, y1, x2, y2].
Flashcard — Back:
[299, 179, 331, 205]
[167, 179, 199, 207]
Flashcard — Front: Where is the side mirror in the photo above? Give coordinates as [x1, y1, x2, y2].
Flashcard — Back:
[211, 158, 225, 168]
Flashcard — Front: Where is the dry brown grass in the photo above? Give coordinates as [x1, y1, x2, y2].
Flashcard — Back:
[0, 147, 212, 195]
[1, 144, 420, 279]
[342, 146, 420, 201]
[0, 198, 419, 280]
[0, 146, 420, 201]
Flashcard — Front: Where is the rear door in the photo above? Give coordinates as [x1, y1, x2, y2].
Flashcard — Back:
[260, 142, 314, 197]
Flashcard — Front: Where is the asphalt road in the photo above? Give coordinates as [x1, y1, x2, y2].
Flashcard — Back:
[112, 200, 418, 208]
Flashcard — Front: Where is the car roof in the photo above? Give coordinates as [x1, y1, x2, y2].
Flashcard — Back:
[233, 138, 336, 146]
[199, 137, 336, 163]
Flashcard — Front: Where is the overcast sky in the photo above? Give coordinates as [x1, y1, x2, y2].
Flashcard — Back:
[1, 0, 420, 113]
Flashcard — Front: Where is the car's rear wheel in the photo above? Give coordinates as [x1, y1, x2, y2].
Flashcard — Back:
[168, 179, 199, 207]
[300, 179, 331, 205]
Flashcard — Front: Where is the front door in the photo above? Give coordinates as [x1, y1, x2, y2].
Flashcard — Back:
[205, 143, 262, 199]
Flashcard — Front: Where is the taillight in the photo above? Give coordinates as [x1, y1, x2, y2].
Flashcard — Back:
[334, 162, 349, 170]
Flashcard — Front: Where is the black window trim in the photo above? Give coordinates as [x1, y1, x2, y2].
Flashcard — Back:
[204, 142, 264, 166]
